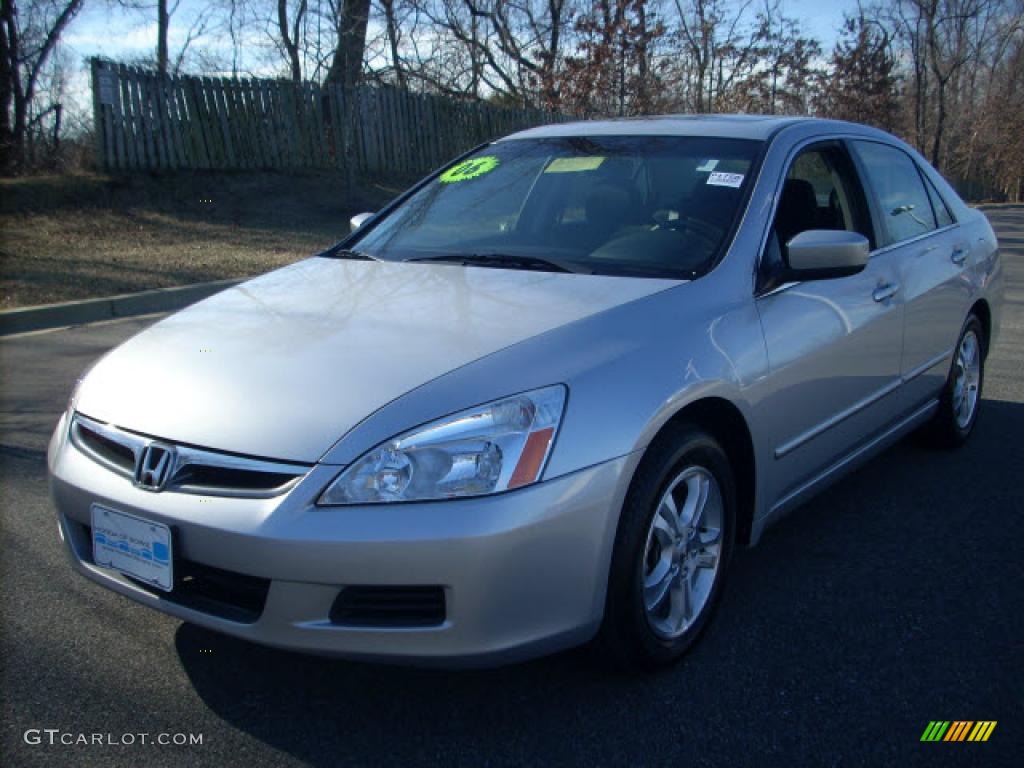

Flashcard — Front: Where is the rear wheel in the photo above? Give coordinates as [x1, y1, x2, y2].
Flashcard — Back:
[598, 424, 736, 670]
[925, 314, 985, 447]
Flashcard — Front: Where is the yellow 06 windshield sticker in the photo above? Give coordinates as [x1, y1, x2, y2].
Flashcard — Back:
[439, 156, 500, 183]
[545, 156, 606, 173]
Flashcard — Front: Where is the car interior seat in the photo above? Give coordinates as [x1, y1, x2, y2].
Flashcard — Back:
[584, 183, 645, 247]
[774, 178, 820, 247]
[682, 184, 743, 233]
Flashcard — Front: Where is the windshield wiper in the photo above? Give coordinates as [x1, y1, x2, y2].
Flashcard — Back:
[328, 247, 380, 261]
[407, 253, 582, 274]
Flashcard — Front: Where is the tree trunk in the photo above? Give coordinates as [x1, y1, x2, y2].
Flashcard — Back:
[542, 0, 565, 108]
[381, 0, 405, 89]
[278, 0, 305, 83]
[325, 0, 371, 189]
[635, 0, 649, 112]
[0, 0, 18, 171]
[930, 76, 947, 168]
[325, 0, 371, 90]
[157, 0, 169, 76]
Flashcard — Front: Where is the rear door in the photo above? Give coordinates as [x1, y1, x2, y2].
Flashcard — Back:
[849, 141, 971, 411]
[755, 142, 905, 504]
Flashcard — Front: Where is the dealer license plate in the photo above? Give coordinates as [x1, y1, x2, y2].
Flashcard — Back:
[90, 504, 173, 592]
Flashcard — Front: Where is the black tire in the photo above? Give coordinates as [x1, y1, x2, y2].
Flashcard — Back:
[925, 314, 986, 448]
[597, 423, 737, 671]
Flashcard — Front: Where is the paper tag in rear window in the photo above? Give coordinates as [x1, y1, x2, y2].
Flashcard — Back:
[707, 172, 744, 188]
[545, 157, 606, 173]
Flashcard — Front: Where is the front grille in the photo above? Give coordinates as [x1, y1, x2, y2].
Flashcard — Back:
[173, 463, 301, 493]
[70, 413, 310, 498]
[81, 524, 270, 624]
[330, 586, 446, 627]
[76, 426, 135, 472]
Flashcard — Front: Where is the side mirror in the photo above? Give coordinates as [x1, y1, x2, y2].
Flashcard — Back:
[350, 212, 374, 232]
[785, 230, 869, 280]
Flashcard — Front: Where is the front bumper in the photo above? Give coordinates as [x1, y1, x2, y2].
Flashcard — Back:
[48, 412, 631, 666]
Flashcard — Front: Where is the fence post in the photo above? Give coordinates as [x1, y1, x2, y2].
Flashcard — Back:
[89, 58, 105, 171]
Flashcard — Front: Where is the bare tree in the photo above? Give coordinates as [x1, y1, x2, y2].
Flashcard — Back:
[114, 0, 213, 76]
[672, 0, 769, 112]
[387, 1, 575, 105]
[378, 0, 405, 87]
[881, 0, 1022, 178]
[817, 12, 900, 129]
[277, 0, 308, 81]
[559, 0, 668, 116]
[0, 0, 84, 172]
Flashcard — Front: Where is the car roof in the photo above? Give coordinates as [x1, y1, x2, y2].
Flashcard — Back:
[501, 114, 865, 142]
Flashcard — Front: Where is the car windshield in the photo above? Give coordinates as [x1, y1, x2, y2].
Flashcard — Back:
[350, 135, 763, 279]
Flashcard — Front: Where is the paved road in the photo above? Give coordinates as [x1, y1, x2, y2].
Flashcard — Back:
[2, 211, 1022, 767]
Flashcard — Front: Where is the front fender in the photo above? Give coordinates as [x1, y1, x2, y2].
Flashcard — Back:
[318, 277, 770, 497]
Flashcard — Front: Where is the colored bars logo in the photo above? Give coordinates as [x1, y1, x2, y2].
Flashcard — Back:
[920, 721, 997, 742]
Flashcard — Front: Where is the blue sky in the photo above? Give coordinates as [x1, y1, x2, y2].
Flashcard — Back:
[785, 0, 862, 49]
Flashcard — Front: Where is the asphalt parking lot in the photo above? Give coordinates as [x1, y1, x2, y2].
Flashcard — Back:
[2, 209, 1022, 767]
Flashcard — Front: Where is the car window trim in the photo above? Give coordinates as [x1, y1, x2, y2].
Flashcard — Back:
[870, 221, 960, 258]
[842, 138, 888, 248]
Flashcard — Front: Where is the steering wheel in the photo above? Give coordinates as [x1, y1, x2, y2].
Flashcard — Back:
[655, 215, 723, 245]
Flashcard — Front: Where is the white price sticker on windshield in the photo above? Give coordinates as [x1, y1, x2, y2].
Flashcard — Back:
[707, 172, 744, 188]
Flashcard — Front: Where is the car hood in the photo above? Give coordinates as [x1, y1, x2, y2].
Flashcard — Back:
[76, 257, 678, 462]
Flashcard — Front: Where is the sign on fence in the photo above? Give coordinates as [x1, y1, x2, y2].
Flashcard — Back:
[90, 59, 563, 175]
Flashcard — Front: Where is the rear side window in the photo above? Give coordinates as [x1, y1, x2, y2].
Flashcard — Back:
[922, 173, 955, 227]
[852, 141, 937, 245]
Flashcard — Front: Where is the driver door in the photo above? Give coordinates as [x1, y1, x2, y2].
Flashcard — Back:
[754, 143, 905, 505]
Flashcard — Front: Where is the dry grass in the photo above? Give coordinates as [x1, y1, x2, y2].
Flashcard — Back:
[0, 171, 404, 309]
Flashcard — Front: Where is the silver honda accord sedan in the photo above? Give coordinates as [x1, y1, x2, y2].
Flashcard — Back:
[49, 115, 1003, 669]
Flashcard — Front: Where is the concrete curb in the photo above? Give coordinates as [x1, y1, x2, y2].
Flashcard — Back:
[0, 278, 244, 337]
[975, 203, 1024, 210]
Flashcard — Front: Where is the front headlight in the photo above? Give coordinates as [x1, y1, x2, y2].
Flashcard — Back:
[318, 385, 566, 505]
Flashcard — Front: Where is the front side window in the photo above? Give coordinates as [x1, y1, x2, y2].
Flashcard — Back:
[776, 147, 869, 245]
[759, 144, 871, 289]
[351, 136, 763, 279]
[852, 141, 937, 245]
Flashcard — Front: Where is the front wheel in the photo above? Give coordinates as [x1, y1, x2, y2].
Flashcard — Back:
[925, 314, 985, 447]
[598, 424, 736, 670]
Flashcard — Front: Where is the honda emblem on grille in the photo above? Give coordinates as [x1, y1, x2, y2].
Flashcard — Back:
[134, 443, 175, 491]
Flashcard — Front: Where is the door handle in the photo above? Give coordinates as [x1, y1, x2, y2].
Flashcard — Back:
[951, 246, 968, 265]
[872, 283, 900, 302]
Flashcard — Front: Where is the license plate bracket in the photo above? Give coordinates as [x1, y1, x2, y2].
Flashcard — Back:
[90, 504, 174, 592]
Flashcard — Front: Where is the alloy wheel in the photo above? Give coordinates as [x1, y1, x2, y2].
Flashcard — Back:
[641, 466, 724, 639]
[953, 329, 982, 429]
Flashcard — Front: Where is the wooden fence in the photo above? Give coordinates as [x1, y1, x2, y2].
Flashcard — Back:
[90, 59, 563, 174]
